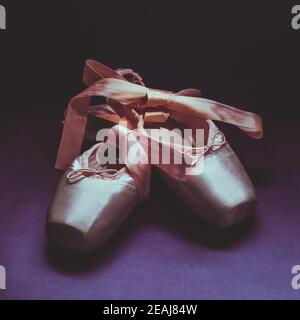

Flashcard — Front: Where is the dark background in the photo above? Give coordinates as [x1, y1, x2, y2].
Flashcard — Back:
[0, 0, 299, 118]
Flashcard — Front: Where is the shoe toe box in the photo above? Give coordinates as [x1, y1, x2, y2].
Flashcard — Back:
[46, 172, 138, 252]
[163, 144, 257, 228]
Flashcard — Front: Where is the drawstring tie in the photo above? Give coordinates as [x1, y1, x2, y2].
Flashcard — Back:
[67, 168, 119, 184]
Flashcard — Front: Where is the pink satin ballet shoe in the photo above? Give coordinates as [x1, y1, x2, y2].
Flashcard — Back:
[158, 119, 257, 228]
[113, 67, 258, 228]
[46, 119, 151, 252]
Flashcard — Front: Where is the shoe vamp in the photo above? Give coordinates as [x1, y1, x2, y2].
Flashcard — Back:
[162, 144, 256, 226]
[47, 172, 138, 234]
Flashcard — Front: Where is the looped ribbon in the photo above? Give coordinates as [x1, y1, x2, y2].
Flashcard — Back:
[184, 131, 226, 158]
[67, 168, 120, 184]
[184, 131, 226, 169]
[55, 60, 263, 173]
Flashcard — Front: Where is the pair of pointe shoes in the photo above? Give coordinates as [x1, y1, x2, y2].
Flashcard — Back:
[46, 61, 261, 252]
[46, 114, 256, 253]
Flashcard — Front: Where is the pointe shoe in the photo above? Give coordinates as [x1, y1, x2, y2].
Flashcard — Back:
[158, 119, 257, 229]
[46, 120, 150, 252]
[109, 67, 258, 228]
[120, 67, 257, 228]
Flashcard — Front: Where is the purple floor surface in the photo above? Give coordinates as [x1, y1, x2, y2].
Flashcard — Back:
[0, 114, 299, 300]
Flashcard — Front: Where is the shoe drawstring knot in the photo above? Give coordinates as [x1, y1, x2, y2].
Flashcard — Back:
[67, 168, 119, 184]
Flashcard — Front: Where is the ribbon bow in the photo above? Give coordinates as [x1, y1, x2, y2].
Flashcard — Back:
[55, 60, 263, 171]
[67, 168, 120, 184]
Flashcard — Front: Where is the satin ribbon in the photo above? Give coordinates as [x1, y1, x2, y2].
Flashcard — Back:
[55, 60, 263, 172]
